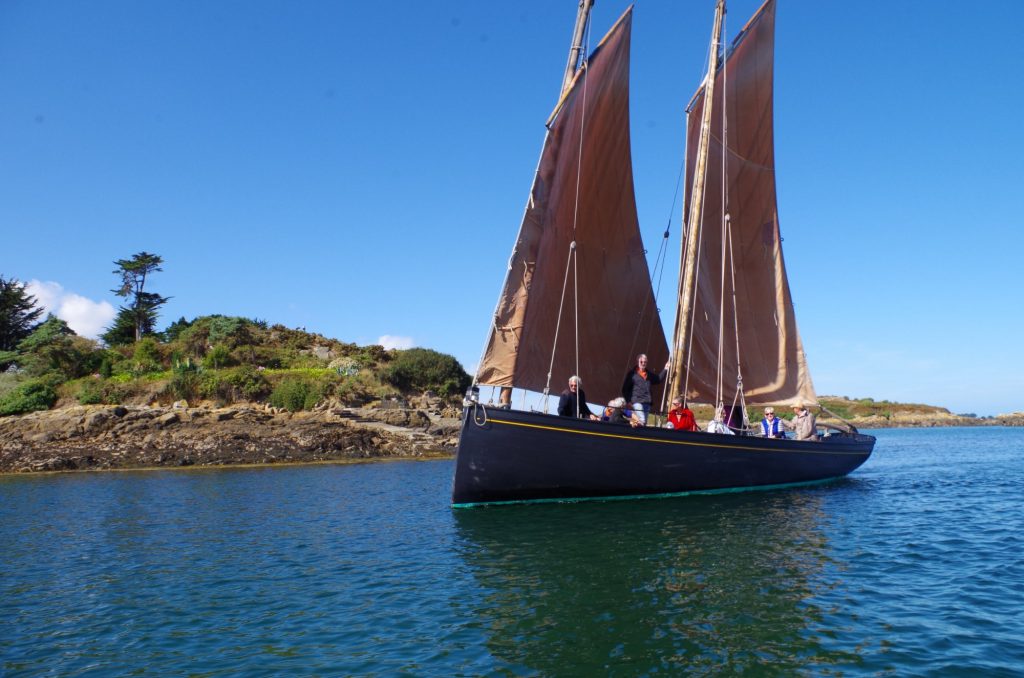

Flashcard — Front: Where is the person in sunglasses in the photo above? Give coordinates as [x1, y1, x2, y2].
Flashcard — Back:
[760, 406, 785, 438]
[557, 375, 599, 420]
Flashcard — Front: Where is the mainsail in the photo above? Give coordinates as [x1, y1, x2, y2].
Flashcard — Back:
[476, 8, 668, 405]
[675, 0, 816, 408]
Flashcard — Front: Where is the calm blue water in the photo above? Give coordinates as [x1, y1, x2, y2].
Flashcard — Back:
[2, 427, 1023, 676]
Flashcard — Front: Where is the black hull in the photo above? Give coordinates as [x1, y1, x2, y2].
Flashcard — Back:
[452, 406, 875, 507]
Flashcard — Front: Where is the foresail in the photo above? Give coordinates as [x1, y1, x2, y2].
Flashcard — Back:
[476, 8, 668, 405]
[680, 0, 817, 407]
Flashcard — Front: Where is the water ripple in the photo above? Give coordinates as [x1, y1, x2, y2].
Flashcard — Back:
[1, 427, 1024, 674]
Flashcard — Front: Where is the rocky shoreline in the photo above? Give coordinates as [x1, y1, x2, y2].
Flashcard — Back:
[2, 403, 1021, 475]
[0, 403, 461, 474]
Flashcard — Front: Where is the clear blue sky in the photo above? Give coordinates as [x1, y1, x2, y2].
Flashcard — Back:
[2, 1, 1021, 416]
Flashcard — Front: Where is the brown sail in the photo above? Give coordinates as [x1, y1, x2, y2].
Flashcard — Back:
[476, 7, 668, 404]
[678, 0, 817, 407]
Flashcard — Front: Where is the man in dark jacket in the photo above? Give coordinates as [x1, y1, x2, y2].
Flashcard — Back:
[621, 353, 669, 425]
[558, 375, 599, 420]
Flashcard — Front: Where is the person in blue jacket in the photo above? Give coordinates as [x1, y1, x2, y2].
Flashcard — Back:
[760, 406, 785, 438]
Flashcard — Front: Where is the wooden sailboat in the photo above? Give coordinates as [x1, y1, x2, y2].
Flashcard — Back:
[452, 0, 875, 507]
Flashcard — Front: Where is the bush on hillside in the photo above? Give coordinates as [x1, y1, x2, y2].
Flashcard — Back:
[198, 366, 271, 405]
[0, 378, 58, 416]
[17, 316, 102, 380]
[382, 348, 470, 397]
[201, 344, 236, 370]
[132, 337, 163, 374]
[167, 364, 202, 402]
[76, 377, 104, 405]
[268, 375, 323, 412]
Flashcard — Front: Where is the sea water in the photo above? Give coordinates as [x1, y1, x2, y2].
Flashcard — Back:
[2, 427, 1023, 675]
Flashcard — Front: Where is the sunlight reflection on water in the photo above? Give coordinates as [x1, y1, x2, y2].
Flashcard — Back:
[2, 427, 1023, 674]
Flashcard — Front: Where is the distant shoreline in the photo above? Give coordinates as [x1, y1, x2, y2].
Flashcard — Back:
[2, 402, 1021, 475]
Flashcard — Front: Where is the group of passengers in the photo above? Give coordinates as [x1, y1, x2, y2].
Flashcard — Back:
[557, 353, 818, 441]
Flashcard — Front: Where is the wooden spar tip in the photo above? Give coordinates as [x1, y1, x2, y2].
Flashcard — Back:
[685, 0, 775, 114]
[547, 5, 635, 128]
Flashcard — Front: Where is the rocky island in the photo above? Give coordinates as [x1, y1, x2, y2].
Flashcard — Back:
[1, 314, 1020, 475]
[0, 398, 461, 474]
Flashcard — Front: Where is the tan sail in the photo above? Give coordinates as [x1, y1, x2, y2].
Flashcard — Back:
[678, 0, 817, 407]
[476, 8, 668, 404]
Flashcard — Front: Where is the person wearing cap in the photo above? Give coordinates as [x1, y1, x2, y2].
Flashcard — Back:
[557, 375, 599, 420]
[667, 397, 698, 431]
[782, 403, 818, 441]
[760, 407, 785, 438]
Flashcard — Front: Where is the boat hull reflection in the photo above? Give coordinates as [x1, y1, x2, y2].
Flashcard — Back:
[452, 489, 866, 673]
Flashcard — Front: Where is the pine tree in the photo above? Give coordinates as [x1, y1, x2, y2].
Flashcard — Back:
[0, 276, 44, 352]
[108, 252, 170, 343]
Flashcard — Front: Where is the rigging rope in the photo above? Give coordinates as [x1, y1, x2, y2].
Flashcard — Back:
[543, 14, 591, 413]
[543, 243, 577, 413]
[720, 12, 748, 415]
[716, 10, 729, 409]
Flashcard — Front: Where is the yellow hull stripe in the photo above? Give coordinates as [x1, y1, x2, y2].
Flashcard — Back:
[488, 417, 870, 457]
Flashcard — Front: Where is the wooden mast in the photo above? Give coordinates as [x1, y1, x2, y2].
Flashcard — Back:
[562, 0, 596, 95]
[498, 0, 595, 409]
[669, 0, 726, 402]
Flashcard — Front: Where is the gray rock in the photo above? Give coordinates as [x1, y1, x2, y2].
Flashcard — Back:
[84, 411, 111, 432]
[156, 412, 180, 428]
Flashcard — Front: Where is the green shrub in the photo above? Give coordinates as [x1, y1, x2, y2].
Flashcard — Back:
[206, 316, 250, 346]
[0, 378, 58, 416]
[334, 371, 397, 405]
[167, 364, 201, 402]
[0, 372, 23, 404]
[98, 354, 113, 378]
[202, 344, 235, 370]
[132, 337, 163, 374]
[197, 366, 270, 404]
[225, 366, 271, 400]
[76, 378, 105, 405]
[161, 316, 192, 342]
[17, 317, 102, 380]
[268, 376, 322, 412]
[354, 344, 389, 368]
[245, 346, 283, 369]
[99, 381, 133, 405]
[382, 348, 470, 397]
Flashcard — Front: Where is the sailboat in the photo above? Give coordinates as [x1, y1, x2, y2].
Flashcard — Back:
[452, 0, 875, 507]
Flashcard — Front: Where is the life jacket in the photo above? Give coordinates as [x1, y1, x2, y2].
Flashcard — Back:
[761, 417, 783, 437]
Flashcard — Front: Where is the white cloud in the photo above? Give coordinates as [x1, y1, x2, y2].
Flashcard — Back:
[26, 280, 62, 312]
[26, 280, 116, 340]
[378, 335, 415, 350]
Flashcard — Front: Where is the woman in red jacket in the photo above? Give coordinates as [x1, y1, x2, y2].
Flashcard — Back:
[667, 397, 698, 431]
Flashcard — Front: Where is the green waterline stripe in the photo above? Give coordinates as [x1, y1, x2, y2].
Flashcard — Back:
[451, 475, 847, 509]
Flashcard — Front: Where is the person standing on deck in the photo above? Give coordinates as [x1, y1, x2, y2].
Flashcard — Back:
[621, 353, 669, 425]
